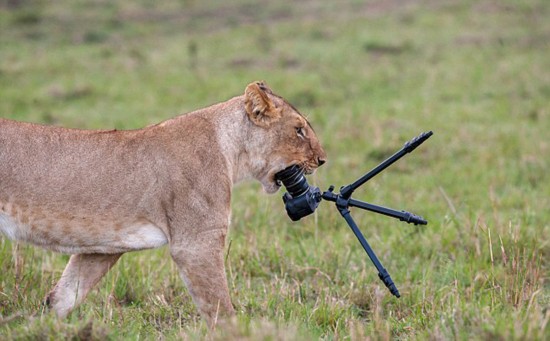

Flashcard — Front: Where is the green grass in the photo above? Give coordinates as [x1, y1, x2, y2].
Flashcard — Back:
[1, 0, 549, 339]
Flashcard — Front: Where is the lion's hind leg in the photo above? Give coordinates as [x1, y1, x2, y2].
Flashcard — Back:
[45, 253, 122, 318]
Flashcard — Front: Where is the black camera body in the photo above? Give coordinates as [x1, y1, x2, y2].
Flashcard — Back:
[275, 165, 321, 221]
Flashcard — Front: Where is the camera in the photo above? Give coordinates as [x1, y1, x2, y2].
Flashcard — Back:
[273, 131, 433, 298]
[275, 165, 322, 221]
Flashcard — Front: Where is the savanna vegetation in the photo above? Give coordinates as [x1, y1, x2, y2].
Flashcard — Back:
[1, 0, 548, 339]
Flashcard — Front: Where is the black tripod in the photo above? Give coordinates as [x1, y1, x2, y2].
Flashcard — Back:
[321, 131, 433, 297]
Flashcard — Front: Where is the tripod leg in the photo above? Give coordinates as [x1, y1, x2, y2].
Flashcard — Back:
[338, 207, 401, 298]
[347, 198, 427, 225]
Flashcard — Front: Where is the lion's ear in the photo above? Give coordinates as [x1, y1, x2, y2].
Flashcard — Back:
[244, 81, 281, 127]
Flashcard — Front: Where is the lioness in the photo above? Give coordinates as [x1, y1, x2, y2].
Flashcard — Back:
[0, 81, 326, 326]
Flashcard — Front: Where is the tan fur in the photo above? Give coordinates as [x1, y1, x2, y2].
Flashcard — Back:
[0, 81, 326, 327]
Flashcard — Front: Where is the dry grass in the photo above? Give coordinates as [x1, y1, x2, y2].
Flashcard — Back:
[1, 0, 549, 339]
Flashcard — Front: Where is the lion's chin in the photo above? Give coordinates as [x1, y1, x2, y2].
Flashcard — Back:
[260, 172, 282, 194]
[261, 180, 281, 194]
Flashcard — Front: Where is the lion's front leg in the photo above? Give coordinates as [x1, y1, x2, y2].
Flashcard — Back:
[170, 229, 234, 327]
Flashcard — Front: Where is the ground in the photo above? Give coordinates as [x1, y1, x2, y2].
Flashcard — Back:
[0, 0, 548, 339]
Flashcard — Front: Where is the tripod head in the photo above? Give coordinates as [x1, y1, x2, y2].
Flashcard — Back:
[275, 131, 433, 297]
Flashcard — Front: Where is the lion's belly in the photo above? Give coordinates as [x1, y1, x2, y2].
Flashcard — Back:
[0, 204, 168, 254]
[0, 213, 19, 240]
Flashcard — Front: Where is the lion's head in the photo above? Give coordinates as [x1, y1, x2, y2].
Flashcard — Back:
[243, 81, 327, 193]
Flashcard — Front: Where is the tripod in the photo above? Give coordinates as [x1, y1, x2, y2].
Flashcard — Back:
[320, 131, 433, 297]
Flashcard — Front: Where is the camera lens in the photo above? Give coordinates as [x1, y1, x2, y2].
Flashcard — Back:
[275, 165, 322, 221]
[275, 165, 309, 198]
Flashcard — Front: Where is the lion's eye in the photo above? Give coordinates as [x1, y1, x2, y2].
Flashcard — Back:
[296, 127, 305, 138]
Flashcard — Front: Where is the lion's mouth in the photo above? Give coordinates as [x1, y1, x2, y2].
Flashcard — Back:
[304, 167, 315, 175]
[302, 163, 317, 176]
[274, 164, 314, 183]
[270, 161, 317, 191]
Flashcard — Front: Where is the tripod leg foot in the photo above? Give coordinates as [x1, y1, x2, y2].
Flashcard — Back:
[378, 269, 400, 298]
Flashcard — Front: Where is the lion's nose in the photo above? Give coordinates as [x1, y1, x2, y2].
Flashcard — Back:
[317, 157, 326, 166]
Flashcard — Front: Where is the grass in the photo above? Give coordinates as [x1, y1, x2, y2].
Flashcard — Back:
[1, 0, 549, 339]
